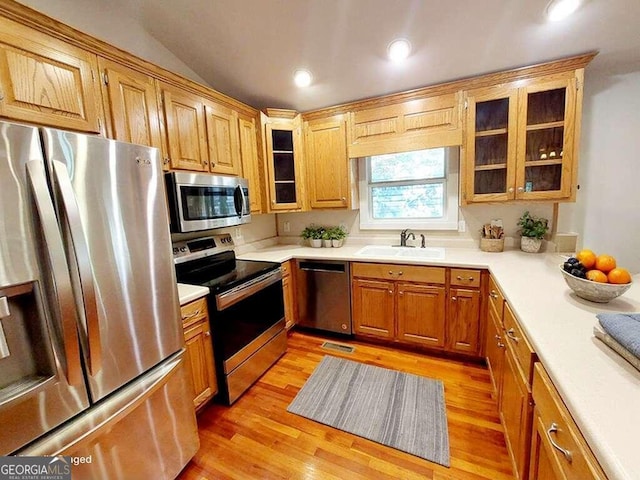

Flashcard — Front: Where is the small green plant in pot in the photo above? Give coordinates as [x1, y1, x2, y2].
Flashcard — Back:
[328, 225, 347, 248]
[301, 225, 324, 247]
[517, 211, 549, 253]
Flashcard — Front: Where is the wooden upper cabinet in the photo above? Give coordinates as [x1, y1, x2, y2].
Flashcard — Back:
[261, 110, 306, 212]
[238, 113, 263, 213]
[348, 92, 463, 158]
[304, 114, 350, 209]
[204, 101, 241, 175]
[98, 58, 162, 151]
[159, 82, 209, 171]
[463, 72, 581, 204]
[0, 16, 102, 133]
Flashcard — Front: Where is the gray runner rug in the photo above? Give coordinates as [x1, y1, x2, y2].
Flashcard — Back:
[287, 355, 450, 467]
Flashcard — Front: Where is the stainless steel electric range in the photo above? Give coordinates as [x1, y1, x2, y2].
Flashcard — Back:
[173, 235, 286, 404]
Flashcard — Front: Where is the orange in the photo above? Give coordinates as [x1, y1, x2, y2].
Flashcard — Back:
[586, 270, 608, 283]
[595, 254, 617, 273]
[607, 268, 632, 284]
[576, 249, 596, 269]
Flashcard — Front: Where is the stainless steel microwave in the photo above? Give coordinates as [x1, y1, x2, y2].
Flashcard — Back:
[165, 172, 251, 233]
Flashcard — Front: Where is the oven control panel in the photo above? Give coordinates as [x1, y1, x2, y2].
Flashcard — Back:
[172, 234, 235, 263]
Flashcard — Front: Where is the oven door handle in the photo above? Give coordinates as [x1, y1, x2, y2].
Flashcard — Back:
[216, 268, 282, 310]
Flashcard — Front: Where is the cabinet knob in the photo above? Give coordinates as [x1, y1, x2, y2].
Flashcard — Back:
[517, 186, 524, 192]
[490, 291, 498, 299]
[508, 187, 514, 193]
[388, 290, 393, 295]
[341, 197, 346, 203]
[398, 271, 403, 276]
[498, 342, 505, 348]
[494, 334, 501, 340]
[451, 296, 457, 301]
[399, 291, 404, 296]
[388, 270, 393, 275]
[163, 157, 170, 165]
[204, 331, 211, 337]
[203, 160, 209, 166]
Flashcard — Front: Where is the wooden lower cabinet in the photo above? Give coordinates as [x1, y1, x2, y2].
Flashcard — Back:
[502, 342, 534, 480]
[181, 298, 217, 410]
[396, 282, 446, 348]
[485, 302, 505, 404]
[448, 287, 481, 354]
[352, 278, 395, 339]
[529, 364, 607, 480]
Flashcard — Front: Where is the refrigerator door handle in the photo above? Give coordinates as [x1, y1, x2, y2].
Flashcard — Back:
[26, 161, 83, 386]
[52, 160, 102, 376]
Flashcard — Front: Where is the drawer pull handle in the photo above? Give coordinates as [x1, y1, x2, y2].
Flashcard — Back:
[490, 291, 499, 299]
[547, 423, 573, 463]
[497, 342, 505, 348]
[456, 275, 474, 281]
[506, 328, 519, 343]
[182, 309, 202, 320]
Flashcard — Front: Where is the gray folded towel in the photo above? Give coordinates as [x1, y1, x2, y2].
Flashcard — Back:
[594, 324, 640, 372]
[596, 313, 640, 358]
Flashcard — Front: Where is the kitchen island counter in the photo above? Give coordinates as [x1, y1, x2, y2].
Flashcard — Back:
[238, 244, 640, 480]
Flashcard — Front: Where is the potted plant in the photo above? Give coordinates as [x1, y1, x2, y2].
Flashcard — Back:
[321, 228, 332, 248]
[517, 211, 549, 253]
[301, 225, 324, 248]
[329, 225, 347, 248]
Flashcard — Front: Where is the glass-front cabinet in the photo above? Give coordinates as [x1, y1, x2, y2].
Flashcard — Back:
[463, 73, 580, 204]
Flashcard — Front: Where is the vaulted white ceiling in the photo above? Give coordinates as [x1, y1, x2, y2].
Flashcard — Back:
[26, 0, 640, 111]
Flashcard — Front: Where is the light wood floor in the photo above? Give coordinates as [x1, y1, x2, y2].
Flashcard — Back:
[178, 331, 514, 480]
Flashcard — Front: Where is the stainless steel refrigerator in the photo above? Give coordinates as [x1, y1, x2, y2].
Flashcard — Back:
[0, 121, 199, 478]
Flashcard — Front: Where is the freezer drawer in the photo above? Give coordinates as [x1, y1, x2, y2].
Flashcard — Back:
[19, 351, 199, 480]
[296, 260, 352, 334]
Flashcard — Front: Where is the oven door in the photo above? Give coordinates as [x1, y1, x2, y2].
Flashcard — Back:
[166, 172, 250, 232]
[211, 269, 285, 403]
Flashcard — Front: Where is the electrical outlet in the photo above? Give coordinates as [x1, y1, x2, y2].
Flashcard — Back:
[458, 220, 466, 233]
[234, 227, 242, 240]
[283, 221, 291, 233]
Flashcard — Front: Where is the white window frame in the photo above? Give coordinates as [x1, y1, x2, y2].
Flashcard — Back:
[358, 148, 459, 230]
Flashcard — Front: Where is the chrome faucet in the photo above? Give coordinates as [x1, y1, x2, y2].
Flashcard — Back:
[400, 229, 415, 247]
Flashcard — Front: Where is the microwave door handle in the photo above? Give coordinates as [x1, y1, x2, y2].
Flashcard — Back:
[234, 185, 244, 218]
[52, 161, 102, 376]
[26, 161, 83, 386]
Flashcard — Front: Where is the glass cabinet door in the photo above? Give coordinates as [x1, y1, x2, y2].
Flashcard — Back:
[464, 87, 518, 202]
[515, 79, 576, 200]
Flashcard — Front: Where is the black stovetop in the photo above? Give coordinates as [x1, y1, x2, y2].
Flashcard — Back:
[174, 250, 280, 293]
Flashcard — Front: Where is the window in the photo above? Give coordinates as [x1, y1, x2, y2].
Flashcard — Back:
[359, 147, 459, 230]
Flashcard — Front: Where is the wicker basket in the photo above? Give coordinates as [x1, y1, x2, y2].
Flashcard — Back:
[480, 237, 504, 252]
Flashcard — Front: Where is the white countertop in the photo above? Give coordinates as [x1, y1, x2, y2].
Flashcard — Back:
[238, 244, 640, 480]
[177, 283, 209, 305]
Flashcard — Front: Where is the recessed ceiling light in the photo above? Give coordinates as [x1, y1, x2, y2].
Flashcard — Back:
[546, 0, 582, 21]
[387, 39, 411, 63]
[293, 69, 312, 88]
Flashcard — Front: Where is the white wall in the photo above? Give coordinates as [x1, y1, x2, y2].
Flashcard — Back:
[559, 70, 640, 273]
[16, 0, 209, 85]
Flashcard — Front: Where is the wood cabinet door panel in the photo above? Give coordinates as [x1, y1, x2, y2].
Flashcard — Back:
[305, 115, 349, 209]
[485, 305, 505, 405]
[98, 58, 161, 149]
[504, 302, 536, 384]
[448, 288, 481, 354]
[184, 320, 217, 409]
[160, 84, 208, 171]
[0, 17, 101, 132]
[501, 343, 533, 480]
[397, 283, 446, 348]
[238, 113, 263, 213]
[351, 278, 394, 339]
[205, 102, 241, 175]
[282, 273, 296, 330]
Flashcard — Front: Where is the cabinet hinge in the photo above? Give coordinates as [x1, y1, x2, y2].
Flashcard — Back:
[576, 79, 581, 91]
[464, 100, 468, 110]
[102, 72, 109, 86]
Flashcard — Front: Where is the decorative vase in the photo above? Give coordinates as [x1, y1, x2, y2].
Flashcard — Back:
[331, 239, 344, 248]
[520, 236, 542, 253]
[309, 239, 322, 248]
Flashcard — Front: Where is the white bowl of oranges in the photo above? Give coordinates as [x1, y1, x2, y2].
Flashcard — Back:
[560, 250, 632, 303]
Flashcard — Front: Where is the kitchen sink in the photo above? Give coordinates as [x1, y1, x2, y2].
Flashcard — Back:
[355, 245, 445, 260]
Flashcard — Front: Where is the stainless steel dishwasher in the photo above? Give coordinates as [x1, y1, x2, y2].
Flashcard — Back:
[296, 260, 352, 334]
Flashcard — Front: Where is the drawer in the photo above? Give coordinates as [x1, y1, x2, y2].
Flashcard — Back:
[531, 364, 607, 480]
[450, 268, 481, 288]
[281, 260, 293, 277]
[503, 302, 536, 385]
[488, 275, 505, 320]
[351, 262, 445, 284]
[180, 297, 208, 327]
